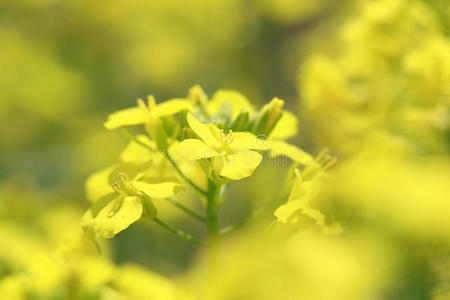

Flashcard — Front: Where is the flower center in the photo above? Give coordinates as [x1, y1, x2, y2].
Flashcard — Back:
[112, 172, 138, 196]
[215, 129, 234, 154]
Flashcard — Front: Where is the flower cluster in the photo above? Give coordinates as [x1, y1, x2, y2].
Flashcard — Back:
[299, 0, 449, 155]
[81, 85, 324, 240]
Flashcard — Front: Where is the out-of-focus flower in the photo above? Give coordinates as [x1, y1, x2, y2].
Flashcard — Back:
[298, 0, 449, 154]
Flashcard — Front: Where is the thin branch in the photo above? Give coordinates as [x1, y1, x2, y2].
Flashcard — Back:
[153, 217, 203, 246]
[121, 128, 151, 149]
[121, 128, 208, 196]
[166, 197, 206, 222]
[219, 192, 290, 235]
[164, 151, 208, 196]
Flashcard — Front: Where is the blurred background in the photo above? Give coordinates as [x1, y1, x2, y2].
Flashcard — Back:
[0, 0, 449, 299]
[0, 0, 354, 273]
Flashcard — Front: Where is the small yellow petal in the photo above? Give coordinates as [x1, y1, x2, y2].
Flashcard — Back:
[133, 178, 183, 199]
[219, 150, 262, 180]
[231, 132, 270, 151]
[81, 196, 143, 239]
[270, 140, 315, 165]
[288, 169, 306, 202]
[274, 200, 307, 223]
[119, 135, 155, 164]
[187, 113, 222, 149]
[85, 165, 116, 203]
[150, 99, 192, 117]
[169, 139, 221, 161]
[104, 107, 149, 130]
[208, 89, 254, 118]
[269, 111, 298, 140]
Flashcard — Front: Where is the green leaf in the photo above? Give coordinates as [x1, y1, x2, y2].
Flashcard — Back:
[219, 150, 262, 180]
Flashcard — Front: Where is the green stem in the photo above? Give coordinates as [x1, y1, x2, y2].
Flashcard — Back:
[206, 181, 221, 279]
[153, 217, 203, 246]
[164, 151, 208, 196]
[219, 192, 289, 235]
[121, 128, 151, 149]
[122, 129, 207, 196]
[206, 182, 221, 239]
[165, 197, 206, 222]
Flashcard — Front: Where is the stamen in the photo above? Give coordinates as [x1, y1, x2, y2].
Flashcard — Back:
[322, 157, 338, 170]
[118, 172, 129, 183]
[147, 95, 156, 109]
[315, 148, 329, 164]
[112, 182, 122, 194]
[137, 98, 147, 109]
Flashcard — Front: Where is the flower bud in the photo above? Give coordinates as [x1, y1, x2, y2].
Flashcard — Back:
[188, 85, 209, 116]
[230, 110, 250, 131]
[147, 95, 157, 110]
[188, 85, 208, 106]
[252, 98, 284, 136]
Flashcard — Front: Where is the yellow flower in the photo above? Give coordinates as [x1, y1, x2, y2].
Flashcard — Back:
[104, 95, 192, 130]
[274, 166, 340, 234]
[81, 163, 182, 238]
[169, 113, 268, 180]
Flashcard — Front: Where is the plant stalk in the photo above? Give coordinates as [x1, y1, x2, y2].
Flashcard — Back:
[153, 217, 203, 246]
[164, 150, 208, 196]
[206, 183, 221, 269]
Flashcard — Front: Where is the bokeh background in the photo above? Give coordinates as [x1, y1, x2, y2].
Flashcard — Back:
[1, 0, 449, 299]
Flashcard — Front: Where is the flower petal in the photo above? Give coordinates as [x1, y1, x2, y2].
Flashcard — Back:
[231, 132, 270, 151]
[85, 165, 116, 203]
[187, 113, 222, 149]
[208, 89, 254, 118]
[81, 196, 143, 239]
[288, 169, 306, 202]
[104, 107, 149, 130]
[270, 140, 315, 165]
[134, 178, 184, 198]
[150, 99, 192, 117]
[274, 200, 306, 223]
[219, 150, 262, 180]
[269, 111, 298, 140]
[274, 200, 325, 227]
[120, 135, 155, 164]
[169, 139, 221, 161]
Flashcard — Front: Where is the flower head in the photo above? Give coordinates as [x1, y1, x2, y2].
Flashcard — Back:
[81, 163, 182, 238]
[169, 113, 269, 180]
